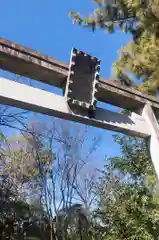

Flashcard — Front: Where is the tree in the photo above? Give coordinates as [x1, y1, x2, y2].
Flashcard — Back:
[70, 0, 159, 94]
[56, 203, 90, 240]
[30, 120, 101, 239]
[0, 119, 101, 239]
[94, 134, 159, 239]
[0, 173, 50, 240]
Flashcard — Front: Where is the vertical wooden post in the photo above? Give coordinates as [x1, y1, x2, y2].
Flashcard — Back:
[142, 104, 159, 179]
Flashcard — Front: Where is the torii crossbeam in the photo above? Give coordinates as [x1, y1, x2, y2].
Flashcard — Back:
[0, 37, 159, 179]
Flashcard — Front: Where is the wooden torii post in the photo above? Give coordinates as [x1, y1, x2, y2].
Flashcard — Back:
[0, 37, 159, 178]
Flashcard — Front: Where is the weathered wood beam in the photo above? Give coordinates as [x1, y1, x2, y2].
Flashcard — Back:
[0, 37, 159, 112]
[0, 77, 151, 138]
[98, 79, 159, 112]
[0, 37, 68, 87]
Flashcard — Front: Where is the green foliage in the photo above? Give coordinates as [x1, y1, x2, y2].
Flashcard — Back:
[0, 132, 56, 239]
[1, 125, 159, 239]
[114, 31, 159, 94]
[0, 123, 101, 240]
[95, 135, 159, 239]
[56, 204, 91, 239]
[0, 134, 55, 200]
[0, 175, 50, 240]
[70, 0, 137, 33]
[70, 0, 159, 94]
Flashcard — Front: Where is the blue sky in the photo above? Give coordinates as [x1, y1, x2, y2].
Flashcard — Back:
[0, 0, 131, 167]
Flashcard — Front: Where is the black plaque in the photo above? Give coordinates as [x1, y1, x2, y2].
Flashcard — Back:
[65, 48, 100, 111]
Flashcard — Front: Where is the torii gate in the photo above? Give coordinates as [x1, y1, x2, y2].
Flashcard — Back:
[0, 37, 159, 178]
